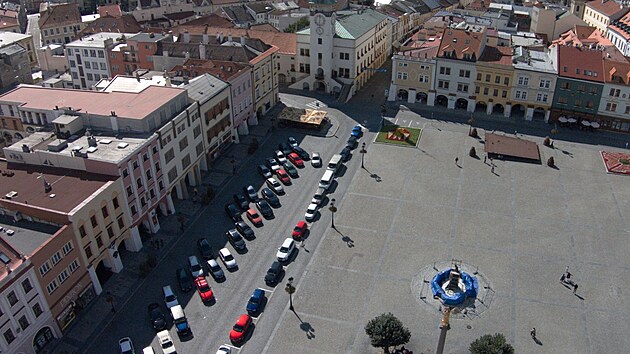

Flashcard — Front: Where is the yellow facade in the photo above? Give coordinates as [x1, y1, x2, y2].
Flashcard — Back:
[474, 64, 514, 109]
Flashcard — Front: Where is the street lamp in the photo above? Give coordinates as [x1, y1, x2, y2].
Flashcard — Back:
[360, 142, 367, 169]
[105, 291, 115, 313]
[285, 277, 296, 311]
[329, 198, 337, 229]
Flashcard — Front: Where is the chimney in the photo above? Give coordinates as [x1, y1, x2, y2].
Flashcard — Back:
[199, 44, 206, 59]
[163, 50, 169, 57]
[228, 32, 232, 42]
[183, 31, 190, 43]
[203, 33, 209, 44]
[240, 35, 245, 46]
[220, 32, 224, 42]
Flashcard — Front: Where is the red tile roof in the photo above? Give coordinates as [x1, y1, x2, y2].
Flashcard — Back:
[603, 60, 630, 84]
[608, 11, 630, 40]
[171, 26, 296, 55]
[438, 27, 485, 61]
[170, 58, 249, 81]
[97, 4, 123, 18]
[557, 45, 606, 82]
[79, 14, 142, 36]
[552, 25, 613, 47]
[585, 0, 629, 17]
[0, 85, 185, 120]
[38, 3, 82, 29]
[478, 45, 513, 66]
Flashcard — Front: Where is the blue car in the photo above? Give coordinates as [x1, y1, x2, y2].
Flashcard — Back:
[246, 288, 266, 315]
[351, 125, 363, 137]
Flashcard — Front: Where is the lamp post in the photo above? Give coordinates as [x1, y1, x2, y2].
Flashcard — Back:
[285, 277, 296, 311]
[329, 198, 337, 229]
[360, 142, 367, 169]
[105, 291, 115, 313]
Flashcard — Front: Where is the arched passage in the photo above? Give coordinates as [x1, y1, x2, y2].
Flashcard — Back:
[492, 104, 504, 115]
[33, 326, 56, 353]
[533, 107, 546, 121]
[455, 98, 468, 110]
[475, 101, 487, 113]
[398, 89, 409, 101]
[435, 95, 448, 107]
[416, 92, 428, 104]
[511, 104, 525, 118]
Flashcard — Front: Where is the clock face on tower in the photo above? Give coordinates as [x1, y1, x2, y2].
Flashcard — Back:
[314, 13, 325, 26]
[316, 27, 324, 35]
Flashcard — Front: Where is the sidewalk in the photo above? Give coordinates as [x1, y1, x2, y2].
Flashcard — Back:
[51, 117, 274, 354]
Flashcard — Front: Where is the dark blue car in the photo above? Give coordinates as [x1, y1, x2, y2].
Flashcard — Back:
[246, 288, 266, 316]
[351, 125, 363, 138]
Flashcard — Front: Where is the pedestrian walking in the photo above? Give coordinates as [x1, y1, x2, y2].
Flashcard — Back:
[573, 283, 578, 294]
[455, 157, 459, 166]
[566, 272, 572, 280]
[565, 266, 569, 274]
[491, 165, 495, 173]
[530, 328, 536, 339]
[560, 274, 566, 283]
[484, 156, 487, 164]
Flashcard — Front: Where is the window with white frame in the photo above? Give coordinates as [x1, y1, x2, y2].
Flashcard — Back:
[397, 71, 408, 80]
[46, 280, 58, 294]
[58, 269, 70, 284]
[536, 93, 548, 102]
[62, 241, 73, 256]
[605, 102, 617, 111]
[419, 75, 429, 83]
[51, 251, 62, 266]
[517, 76, 529, 86]
[539, 79, 551, 89]
[515, 90, 527, 99]
[39, 262, 51, 276]
[69, 259, 80, 273]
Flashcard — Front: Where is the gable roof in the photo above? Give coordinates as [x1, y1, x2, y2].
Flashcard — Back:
[80, 15, 142, 36]
[556, 45, 605, 82]
[437, 27, 485, 61]
[585, 0, 629, 17]
[478, 45, 513, 66]
[38, 3, 81, 29]
[97, 4, 123, 18]
[171, 26, 296, 55]
[170, 58, 249, 81]
[177, 14, 234, 28]
[221, 4, 255, 24]
[552, 25, 613, 47]
[332, 9, 388, 40]
[608, 10, 630, 40]
[603, 59, 630, 84]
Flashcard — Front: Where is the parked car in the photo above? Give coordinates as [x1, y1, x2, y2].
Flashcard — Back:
[176, 267, 193, 292]
[219, 248, 237, 270]
[216, 345, 232, 354]
[261, 188, 281, 208]
[246, 208, 263, 227]
[282, 162, 299, 178]
[340, 147, 351, 161]
[207, 259, 225, 281]
[311, 152, 322, 167]
[194, 276, 214, 303]
[235, 220, 255, 240]
[157, 330, 177, 354]
[346, 136, 357, 149]
[162, 285, 178, 309]
[226, 229, 246, 251]
[256, 200, 274, 219]
[119, 337, 134, 354]
[230, 314, 253, 345]
[275, 169, 291, 185]
[287, 152, 304, 168]
[188, 255, 205, 278]
[288, 136, 298, 147]
[292, 221, 308, 240]
[224, 203, 242, 222]
[312, 188, 325, 205]
[351, 124, 363, 137]
[305, 203, 318, 221]
[246, 288, 266, 316]
[265, 157, 280, 171]
[243, 185, 258, 202]
[142, 347, 155, 354]
[233, 193, 249, 210]
[197, 238, 213, 260]
[277, 238, 296, 262]
[148, 303, 167, 331]
[278, 142, 293, 155]
[292, 145, 309, 160]
[275, 150, 287, 164]
[264, 261, 283, 286]
[265, 177, 284, 194]
[258, 164, 272, 178]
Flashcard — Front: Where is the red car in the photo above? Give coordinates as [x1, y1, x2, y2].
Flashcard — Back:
[230, 314, 253, 344]
[246, 208, 263, 227]
[292, 221, 307, 240]
[275, 169, 291, 185]
[287, 153, 304, 168]
[194, 276, 214, 302]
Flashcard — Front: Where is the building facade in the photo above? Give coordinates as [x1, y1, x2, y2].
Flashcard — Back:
[38, 3, 85, 46]
[597, 60, 630, 131]
[510, 47, 557, 122]
[475, 46, 514, 117]
[582, 0, 629, 34]
[607, 11, 630, 55]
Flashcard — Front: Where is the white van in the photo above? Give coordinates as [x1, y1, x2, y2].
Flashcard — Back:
[142, 347, 156, 354]
[319, 170, 335, 190]
[327, 154, 342, 174]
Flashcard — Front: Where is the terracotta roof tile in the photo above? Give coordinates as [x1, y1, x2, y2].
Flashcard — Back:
[586, 0, 629, 17]
[97, 4, 123, 18]
[79, 14, 142, 36]
[557, 45, 606, 82]
[438, 27, 485, 61]
[38, 3, 81, 29]
[478, 45, 513, 66]
[172, 26, 296, 55]
[170, 58, 249, 81]
[603, 59, 630, 84]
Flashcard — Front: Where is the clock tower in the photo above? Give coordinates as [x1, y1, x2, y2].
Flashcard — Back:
[309, 1, 335, 92]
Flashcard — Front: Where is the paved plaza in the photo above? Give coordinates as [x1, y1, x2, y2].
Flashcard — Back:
[258, 109, 630, 354]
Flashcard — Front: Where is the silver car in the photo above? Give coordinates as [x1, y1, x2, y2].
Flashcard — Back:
[207, 259, 225, 280]
[311, 152, 322, 167]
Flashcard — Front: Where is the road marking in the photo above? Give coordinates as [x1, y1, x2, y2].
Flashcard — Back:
[305, 100, 326, 109]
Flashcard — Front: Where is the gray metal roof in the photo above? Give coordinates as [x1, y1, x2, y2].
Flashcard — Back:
[334, 9, 388, 40]
[0, 215, 59, 256]
[183, 73, 229, 104]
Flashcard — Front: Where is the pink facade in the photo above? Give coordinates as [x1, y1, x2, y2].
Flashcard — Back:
[228, 67, 254, 129]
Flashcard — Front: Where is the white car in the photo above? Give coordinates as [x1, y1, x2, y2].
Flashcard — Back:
[119, 337, 134, 354]
[219, 248, 237, 270]
[207, 259, 225, 280]
[311, 152, 322, 167]
[162, 285, 179, 309]
[305, 203, 318, 222]
[277, 238, 295, 262]
[266, 177, 284, 194]
[157, 330, 176, 354]
[216, 345, 232, 354]
[142, 347, 155, 354]
[188, 255, 205, 278]
[275, 150, 287, 164]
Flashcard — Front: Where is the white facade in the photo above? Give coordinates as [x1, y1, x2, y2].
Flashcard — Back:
[598, 82, 630, 120]
[66, 33, 132, 90]
[607, 26, 630, 55]
[0, 266, 59, 354]
[431, 58, 478, 112]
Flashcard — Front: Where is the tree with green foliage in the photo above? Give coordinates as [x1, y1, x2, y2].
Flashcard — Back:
[469, 333, 515, 354]
[364, 313, 411, 353]
[284, 17, 310, 33]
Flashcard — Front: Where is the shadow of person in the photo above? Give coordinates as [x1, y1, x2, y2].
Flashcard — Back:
[574, 294, 585, 300]
[299, 321, 315, 339]
[534, 337, 543, 346]
[341, 235, 355, 247]
[370, 173, 382, 182]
